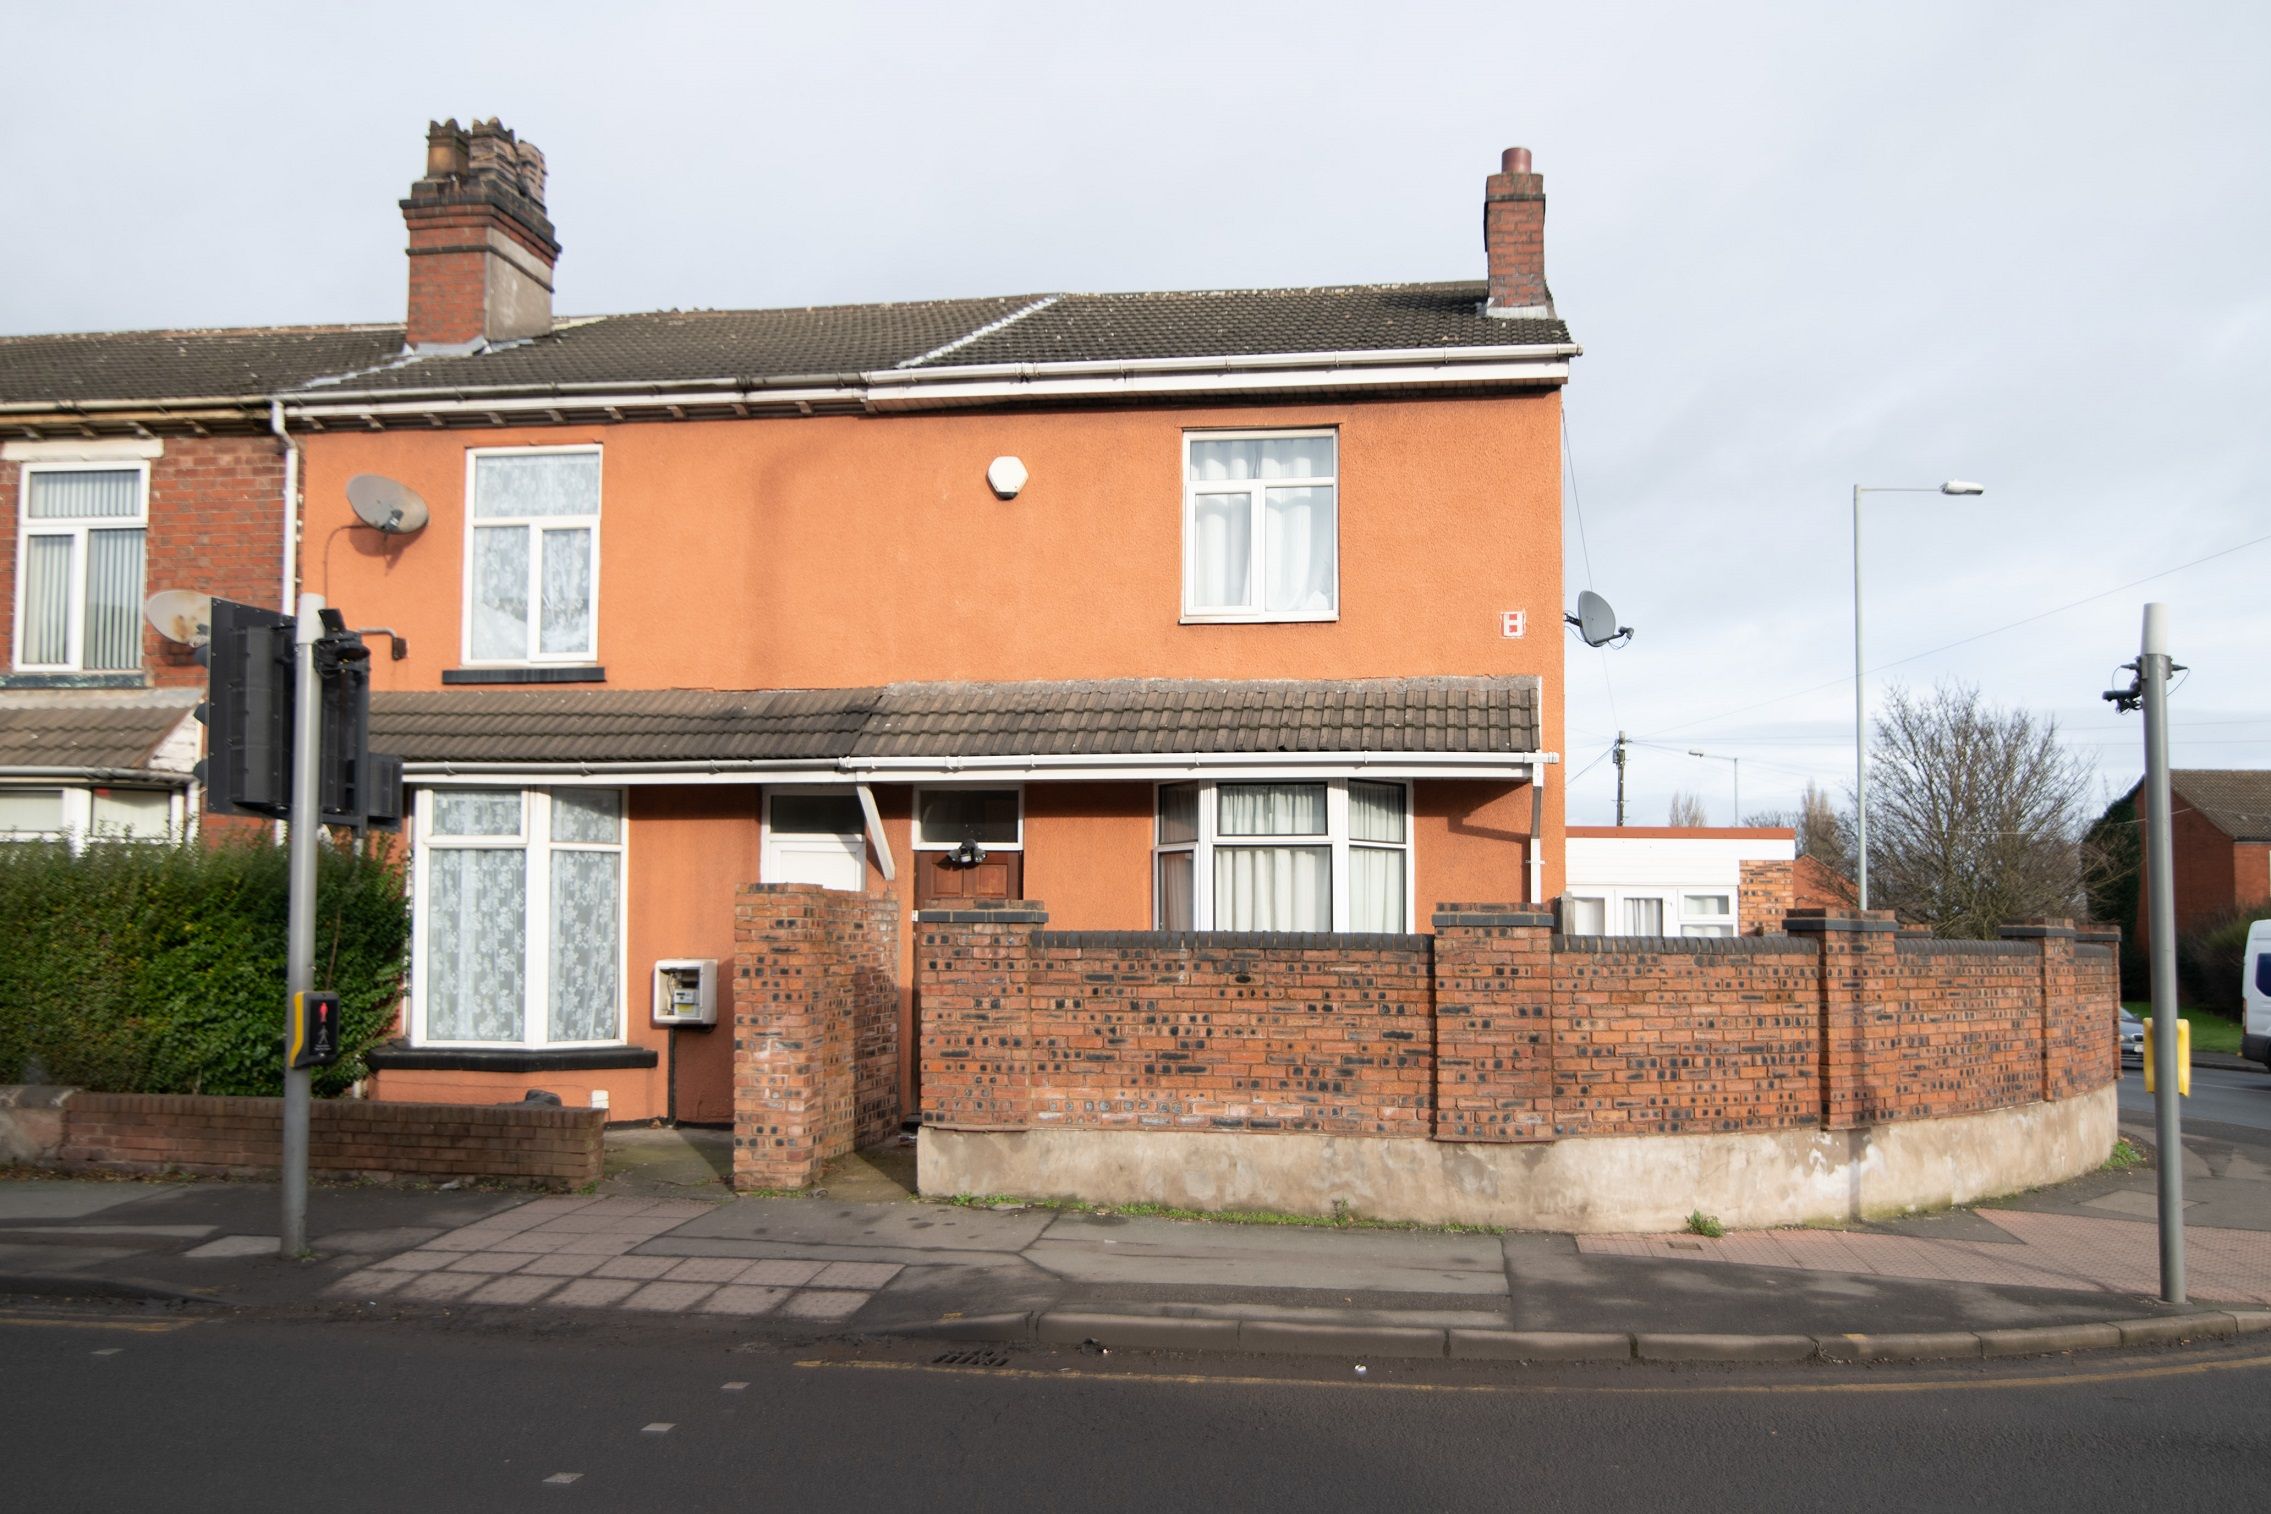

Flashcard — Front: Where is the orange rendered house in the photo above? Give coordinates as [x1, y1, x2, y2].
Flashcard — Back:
[9, 121, 1580, 1127]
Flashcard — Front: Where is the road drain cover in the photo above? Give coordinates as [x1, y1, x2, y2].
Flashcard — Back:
[932, 1348, 1011, 1367]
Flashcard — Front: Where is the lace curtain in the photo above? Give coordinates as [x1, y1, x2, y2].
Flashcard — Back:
[549, 850, 619, 1041]
[426, 848, 528, 1041]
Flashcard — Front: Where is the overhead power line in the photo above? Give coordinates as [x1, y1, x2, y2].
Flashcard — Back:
[1635, 526, 2271, 742]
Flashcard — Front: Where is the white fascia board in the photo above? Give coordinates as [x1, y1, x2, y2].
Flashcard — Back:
[864, 357, 1570, 411]
[402, 750, 1557, 787]
[3, 437, 165, 461]
[278, 344, 1577, 423]
[1566, 834, 1796, 890]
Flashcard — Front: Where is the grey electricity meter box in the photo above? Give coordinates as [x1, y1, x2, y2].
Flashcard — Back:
[652, 959, 718, 1028]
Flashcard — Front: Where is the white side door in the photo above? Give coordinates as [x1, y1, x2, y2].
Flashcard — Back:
[763, 790, 867, 892]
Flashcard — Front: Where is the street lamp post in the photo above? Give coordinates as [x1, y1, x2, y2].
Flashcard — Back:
[1851, 480, 1985, 909]
[1686, 749, 1740, 824]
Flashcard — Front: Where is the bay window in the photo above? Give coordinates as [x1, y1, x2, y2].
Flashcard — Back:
[1153, 779, 1411, 932]
[1182, 431, 1337, 621]
[413, 787, 625, 1047]
[464, 448, 600, 665]
[15, 463, 147, 672]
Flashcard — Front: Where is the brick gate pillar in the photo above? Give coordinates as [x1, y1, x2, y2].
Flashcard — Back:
[1788, 908, 1900, 1130]
[915, 901, 1045, 1131]
[1431, 905, 1556, 1142]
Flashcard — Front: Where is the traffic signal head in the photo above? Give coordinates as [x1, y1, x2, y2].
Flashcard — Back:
[195, 599, 294, 818]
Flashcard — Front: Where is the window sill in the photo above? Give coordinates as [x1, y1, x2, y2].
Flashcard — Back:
[0, 671, 148, 690]
[441, 666, 607, 686]
[1178, 613, 1339, 626]
[365, 1041, 657, 1073]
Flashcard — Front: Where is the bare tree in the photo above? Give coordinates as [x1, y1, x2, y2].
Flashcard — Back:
[1863, 681, 2095, 938]
[1747, 780, 1849, 871]
[1667, 789, 1710, 828]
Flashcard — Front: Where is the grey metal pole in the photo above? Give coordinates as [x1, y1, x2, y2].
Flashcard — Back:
[280, 591, 323, 1260]
[2139, 601, 2184, 1303]
[1852, 485, 1869, 910]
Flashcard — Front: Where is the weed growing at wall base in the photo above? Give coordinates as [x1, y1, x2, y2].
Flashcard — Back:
[0, 835, 407, 1096]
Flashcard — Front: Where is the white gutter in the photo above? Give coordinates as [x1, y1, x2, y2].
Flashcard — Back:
[269, 399, 299, 614]
[400, 750, 1558, 787]
[275, 340, 1580, 423]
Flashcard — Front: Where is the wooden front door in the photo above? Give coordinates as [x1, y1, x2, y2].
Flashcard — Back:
[915, 847, 1024, 908]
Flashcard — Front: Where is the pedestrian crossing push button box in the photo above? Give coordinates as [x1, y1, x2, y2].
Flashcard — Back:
[289, 991, 342, 1069]
[652, 959, 717, 1028]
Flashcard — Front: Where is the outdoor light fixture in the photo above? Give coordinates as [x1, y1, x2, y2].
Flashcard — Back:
[1851, 479, 1988, 908]
[945, 838, 988, 867]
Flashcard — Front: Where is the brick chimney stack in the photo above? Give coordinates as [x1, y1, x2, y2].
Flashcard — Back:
[1483, 146, 1551, 318]
[401, 118, 560, 348]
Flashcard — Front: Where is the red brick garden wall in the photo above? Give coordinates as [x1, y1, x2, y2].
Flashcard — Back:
[1022, 930, 1435, 1137]
[915, 905, 2119, 1149]
[56, 1091, 602, 1188]
[732, 883, 898, 1190]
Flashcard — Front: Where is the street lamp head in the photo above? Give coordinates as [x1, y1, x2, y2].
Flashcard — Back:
[1687, 749, 1707, 759]
[1939, 480, 1986, 496]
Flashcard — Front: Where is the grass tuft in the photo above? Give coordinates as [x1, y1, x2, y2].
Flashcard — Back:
[1685, 1210, 1727, 1239]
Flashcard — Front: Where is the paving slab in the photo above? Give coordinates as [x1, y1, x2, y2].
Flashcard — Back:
[0, 1182, 172, 1221]
[667, 1199, 1056, 1252]
[1029, 1213, 1506, 1295]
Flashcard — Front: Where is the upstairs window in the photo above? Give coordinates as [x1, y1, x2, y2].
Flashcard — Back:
[1182, 431, 1336, 622]
[464, 448, 600, 664]
[15, 464, 147, 672]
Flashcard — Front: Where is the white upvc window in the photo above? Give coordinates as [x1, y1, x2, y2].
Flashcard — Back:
[410, 787, 627, 1048]
[14, 462, 149, 672]
[1153, 778, 1410, 933]
[1181, 429, 1337, 622]
[0, 785, 183, 847]
[1562, 888, 1737, 938]
[911, 786, 1023, 851]
[462, 447, 601, 665]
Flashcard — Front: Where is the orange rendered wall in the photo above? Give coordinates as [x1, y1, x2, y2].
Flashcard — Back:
[298, 393, 1563, 702]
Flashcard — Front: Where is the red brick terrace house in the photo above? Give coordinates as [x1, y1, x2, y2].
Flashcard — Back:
[0, 326, 399, 843]
[2128, 769, 2271, 946]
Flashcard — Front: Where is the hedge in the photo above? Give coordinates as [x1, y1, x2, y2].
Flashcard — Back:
[2177, 904, 2269, 1016]
[0, 835, 408, 1097]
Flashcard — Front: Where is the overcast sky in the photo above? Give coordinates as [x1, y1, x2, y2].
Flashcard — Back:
[5, 1, 2264, 824]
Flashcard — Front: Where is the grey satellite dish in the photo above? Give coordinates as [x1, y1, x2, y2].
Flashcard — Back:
[142, 589, 213, 646]
[1565, 589, 1634, 648]
[347, 474, 430, 535]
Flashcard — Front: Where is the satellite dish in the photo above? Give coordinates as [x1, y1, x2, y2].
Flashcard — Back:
[143, 589, 213, 646]
[347, 474, 430, 535]
[1566, 589, 1635, 649]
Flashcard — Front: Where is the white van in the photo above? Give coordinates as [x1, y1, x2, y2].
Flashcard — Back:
[2245, 920, 2271, 1070]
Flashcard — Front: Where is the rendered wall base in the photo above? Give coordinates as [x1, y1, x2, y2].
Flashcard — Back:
[919, 1085, 2117, 1234]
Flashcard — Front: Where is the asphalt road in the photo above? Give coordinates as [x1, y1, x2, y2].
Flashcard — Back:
[2118, 1061, 2271, 1134]
[4, 1305, 2266, 1513]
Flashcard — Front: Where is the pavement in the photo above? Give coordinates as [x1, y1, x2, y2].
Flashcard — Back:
[7, 1066, 2271, 1366]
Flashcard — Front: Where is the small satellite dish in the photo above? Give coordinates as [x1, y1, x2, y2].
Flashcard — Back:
[1566, 589, 1635, 649]
[347, 474, 430, 535]
[142, 589, 214, 646]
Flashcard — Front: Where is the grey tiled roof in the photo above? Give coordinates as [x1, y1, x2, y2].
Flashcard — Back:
[0, 325, 406, 404]
[930, 285, 1566, 367]
[370, 677, 1541, 766]
[307, 298, 1043, 395]
[4, 285, 1570, 406]
[2170, 769, 2271, 842]
[0, 691, 198, 776]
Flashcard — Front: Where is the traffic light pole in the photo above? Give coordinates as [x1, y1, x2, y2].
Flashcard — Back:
[280, 591, 324, 1259]
[2139, 603, 2185, 1304]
